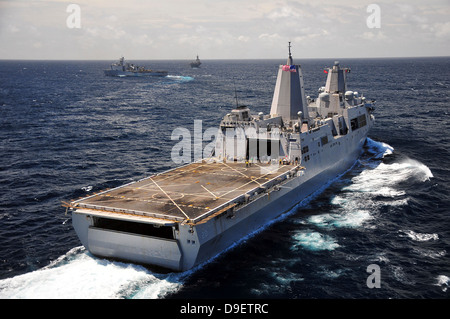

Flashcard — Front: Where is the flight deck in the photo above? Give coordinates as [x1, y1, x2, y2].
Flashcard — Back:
[69, 161, 300, 225]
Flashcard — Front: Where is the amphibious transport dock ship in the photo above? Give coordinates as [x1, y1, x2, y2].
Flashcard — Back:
[67, 44, 375, 271]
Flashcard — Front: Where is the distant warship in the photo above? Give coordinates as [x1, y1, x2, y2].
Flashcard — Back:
[68, 43, 375, 271]
[190, 55, 201, 68]
[104, 57, 168, 77]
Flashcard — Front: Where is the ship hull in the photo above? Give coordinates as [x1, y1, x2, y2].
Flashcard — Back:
[104, 69, 168, 77]
[176, 132, 366, 271]
[72, 129, 368, 271]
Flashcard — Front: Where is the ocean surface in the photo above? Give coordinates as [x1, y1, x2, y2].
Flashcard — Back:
[0, 57, 448, 299]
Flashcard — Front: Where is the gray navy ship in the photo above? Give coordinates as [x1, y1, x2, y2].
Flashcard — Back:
[190, 55, 201, 68]
[67, 44, 375, 271]
[104, 57, 168, 77]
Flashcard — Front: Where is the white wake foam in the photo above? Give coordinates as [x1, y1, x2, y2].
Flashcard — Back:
[325, 148, 433, 229]
[295, 139, 434, 251]
[436, 275, 450, 292]
[307, 209, 373, 229]
[166, 75, 194, 82]
[366, 137, 394, 159]
[291, 230, 340, 251]
[399, 229, 439, 242]
[342, 158, 433, 196]
[0, 247, 183, 299]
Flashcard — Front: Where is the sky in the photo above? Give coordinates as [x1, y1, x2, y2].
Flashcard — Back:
[0, 0, 449, 60]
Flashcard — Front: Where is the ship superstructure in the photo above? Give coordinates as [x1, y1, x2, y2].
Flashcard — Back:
[104, 57, 168, 77]
[190, 55, 201, 68]
[68, 44, 375, 271]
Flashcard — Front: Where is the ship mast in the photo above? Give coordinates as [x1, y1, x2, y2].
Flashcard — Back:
[288, 41, 293, 65]
[270, 42, 308, 122]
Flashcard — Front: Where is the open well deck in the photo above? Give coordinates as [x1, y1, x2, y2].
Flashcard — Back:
[70, 161, 299, 225]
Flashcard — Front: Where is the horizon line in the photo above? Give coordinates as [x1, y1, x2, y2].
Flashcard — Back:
[0, 55, 449, 62]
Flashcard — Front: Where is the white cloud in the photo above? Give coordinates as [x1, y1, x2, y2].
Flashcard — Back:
[360, 31, 388, 41]
[84, 25, 126, 40]
[258, 33, 281, 40]
[6, 25, 20, 33]
[293, 29, 330, 42]
[0, 0, 449, 59]
[434, 21, 450, 38]
[267, 6, 305, 20]
[132, 34, 153, 46]
[238, 35, 250, 42]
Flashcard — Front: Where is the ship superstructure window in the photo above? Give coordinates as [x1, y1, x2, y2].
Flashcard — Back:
[350, 114, 367, 131]
[358, 114, 367, 127]
[327, 112, 338, 118]
[92, 217, 175, 239]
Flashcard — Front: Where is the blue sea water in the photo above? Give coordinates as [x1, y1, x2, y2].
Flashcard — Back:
[0, 57, 449, 299]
